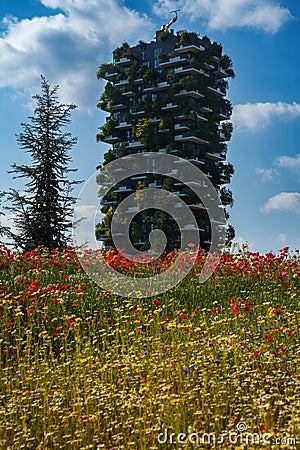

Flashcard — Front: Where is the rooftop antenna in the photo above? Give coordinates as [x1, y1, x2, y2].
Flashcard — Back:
[161, 9, 180, 32]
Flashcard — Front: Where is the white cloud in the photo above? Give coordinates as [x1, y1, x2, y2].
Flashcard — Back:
[232, 102, 300, 130]
[255, 167, 277, 181]
[153, 0, 292, 33]
[276, 154, 300, 170]
[277, 233, 287, 244]
[0, 0, 153, 110]
[262, 192, 300, 214]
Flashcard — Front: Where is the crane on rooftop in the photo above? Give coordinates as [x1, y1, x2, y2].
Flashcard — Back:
[161, 9, 180, 32]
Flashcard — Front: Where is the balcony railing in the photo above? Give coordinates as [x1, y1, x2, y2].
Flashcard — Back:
[218, 131, 229, 141]
[174, 123, 190, 131]
[115, 121, 132, 129]
[174, 67, 208, 77]
[110, 102, 127, 111]
[159, 56, 190, 68]
[161, 103, 177, 110]
[175, 44, 205, 54]
[144, 81, 170, 93]
[175, 89, 204, 99]
[175, 133, 209, 145]
[205, 152, 225, 161]
[103, 70, 119, 81]
[199, 106, 213, 114]
[125, 141, 143, 149]
[115, 79, 131, 87]
[114, 57, 133, 67]
[213, 68, 228, 78]
[189, 203, 206, 211]
[207, 86, 226, 96]
[122, 90, 135, 97]
[218, 111, 230, 121]
[114, 186, 134, 193]
[101, 135, 120, 144]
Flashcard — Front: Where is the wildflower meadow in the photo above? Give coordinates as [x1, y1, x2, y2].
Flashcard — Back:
[0, 244, 299, 449]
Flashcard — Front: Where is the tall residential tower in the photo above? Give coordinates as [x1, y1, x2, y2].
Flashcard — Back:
[96, 25, 235, 252]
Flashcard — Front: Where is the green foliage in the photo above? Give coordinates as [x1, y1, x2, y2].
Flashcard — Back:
[220, 187, 234, 207]
[113, 42, 130, 61]
[97, 118, 116, 141]
[97, 63, 116, 80]
[143, 68, 160, 86]
[176, 30, 199, 46]
[211, 41, 223, 57]
[158, 30, 171, 41]
[6, 76, 79, 251]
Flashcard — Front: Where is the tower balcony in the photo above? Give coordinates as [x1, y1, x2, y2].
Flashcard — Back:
[207, 86, 226, 96]
[189, 203, 206, 211]
[162, 102, 177, 111]
[100, 101, 110, 112]
[205, 152, 226, 161]
[114, 57, 133, 67]
[125, 140, 144, 149]
[175, 133, 209, 145]
[165, 168, 179, 176]
[203, 62, 215, 70]
[101, 199, 116, 206]
[148, 182, 162, 188]
[213, 68, 228, 78]
[130, 109, 145, 116]
[159, 56, 190, 68]
[219, 176, 229, 184]
[199, 106, 213, 114]
[175, 44, 205, 54]
[187, 157, 205, 166]
[114, 186, 134, 194]
[103, 70, 119, 81]
[173, 191, 187, 197]
[218, 111, 230, 121]
[175, 89, 204, 99]
[124, 206, 139, 214]
[110, 102, 127, 111]
[133, 78, 144, 85]
[115, 121, 132, 130]
[195, 112, 208, 122]
[144, 81, 170, 93]
[115, 79, 131, 88]
[180, 224, 205, 232]
[101, 135, 121, 144]
[121, 90, 135, 97]
[174, 67, 208, 77]
[149, 118, 161, 124]
[218, 131, 229, 141]
[174, 123, 190, 131]
[174, 157, 205, 166]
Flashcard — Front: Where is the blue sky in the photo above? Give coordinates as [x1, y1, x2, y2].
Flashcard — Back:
[0, 0, 299, 253]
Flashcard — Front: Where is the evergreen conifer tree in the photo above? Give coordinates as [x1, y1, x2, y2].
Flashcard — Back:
[7, 76, 79, 251]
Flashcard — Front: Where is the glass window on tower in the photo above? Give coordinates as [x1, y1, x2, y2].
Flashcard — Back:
[154, 47, 162, 68]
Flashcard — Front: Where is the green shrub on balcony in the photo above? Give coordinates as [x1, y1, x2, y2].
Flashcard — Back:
[97, 63, 117, 80]
[98, 118, 116, 138]
[176, 30, 199, 47]
[113, 42, 130, 61]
